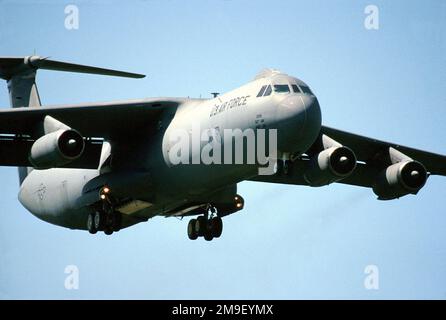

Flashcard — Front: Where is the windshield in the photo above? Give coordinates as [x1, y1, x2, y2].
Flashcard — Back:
[300, 85, 313, 95]
[273, 84, 290, 93]
[291, 84, 301, 93]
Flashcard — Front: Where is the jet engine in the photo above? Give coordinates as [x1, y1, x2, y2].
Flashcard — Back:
[29, 129, 85, 169]
[372, 160, 427, 200]
[304, 146, 357, 186]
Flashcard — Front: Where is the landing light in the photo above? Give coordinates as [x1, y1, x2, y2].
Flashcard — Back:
[99, 186, 111, 200]
[235, 196, 243, 208]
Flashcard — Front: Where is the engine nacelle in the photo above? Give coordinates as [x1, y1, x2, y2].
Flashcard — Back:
[372, 161, 427, 200]
[304, 146, 357, 186]
[29, 129, 85, 169]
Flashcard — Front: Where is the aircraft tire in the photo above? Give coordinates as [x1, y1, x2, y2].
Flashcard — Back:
[188, 219, 198, 240]
[94, 211, 104, 231]
[210, 217, 223, 238]
[87, 213, 97, 234]
[204, 230, 213, 241]
[195, 216, 206, 236]
[104, 227, 113, 235]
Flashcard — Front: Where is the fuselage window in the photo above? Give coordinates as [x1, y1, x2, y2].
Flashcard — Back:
[257, 85, 267, 97]
[273, 84, 290, 93]
[300, 86, 313, 95]
[292, 84, 301, 93]
[263, 85, 272, 96]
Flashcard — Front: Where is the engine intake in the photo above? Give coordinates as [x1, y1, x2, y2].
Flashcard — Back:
[373, 160, 428, 200]
[304, 146, 357, 186]
[29, 129, 85, 169]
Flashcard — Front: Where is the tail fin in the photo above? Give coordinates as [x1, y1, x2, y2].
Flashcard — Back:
[0, 56, 145, 183]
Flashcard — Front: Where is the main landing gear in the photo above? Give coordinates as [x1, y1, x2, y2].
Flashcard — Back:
[87, 186, 122, 235]
[187, 206, 223, 241]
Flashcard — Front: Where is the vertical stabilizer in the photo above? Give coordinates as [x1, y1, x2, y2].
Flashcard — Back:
[7, 70, 41, 108]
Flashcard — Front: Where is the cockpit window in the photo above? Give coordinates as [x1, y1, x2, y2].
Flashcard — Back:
[300, 86, 313, 95]
[291, 84, 301, 93]
[273, 84, 290, 93]
[263, 85, 272, 96]
[257, 85, 267, 97]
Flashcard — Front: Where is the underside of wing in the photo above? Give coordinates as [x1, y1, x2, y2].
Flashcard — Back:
[249, 125, 446, 200]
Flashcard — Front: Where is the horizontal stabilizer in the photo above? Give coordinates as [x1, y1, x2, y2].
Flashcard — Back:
[0, 56, 145, 80]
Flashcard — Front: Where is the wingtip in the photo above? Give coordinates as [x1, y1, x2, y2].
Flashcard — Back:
[126, 72, 146, 79]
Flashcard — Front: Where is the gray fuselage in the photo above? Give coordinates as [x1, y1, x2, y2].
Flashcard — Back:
[17, 71, 322, 230]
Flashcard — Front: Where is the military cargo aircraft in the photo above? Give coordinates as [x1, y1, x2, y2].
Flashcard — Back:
[0, 56, 444, 241]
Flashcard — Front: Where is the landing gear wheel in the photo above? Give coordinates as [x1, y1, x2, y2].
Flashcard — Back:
[106, 214, 115, 230]
[87, 213, 97, 234]
[210, 217, 223, 238]
[104, 227, 113, 235]
[188, 219, 198, 240]
[204, 230, 214, 241]
[195, 216, 207, 236]
[94, 211, 104, 231]
[187, 206, 226, 240]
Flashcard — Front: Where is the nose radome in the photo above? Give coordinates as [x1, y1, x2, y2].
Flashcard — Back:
[300, 95, 322, 150]
[275, 95, 306, 151]
[300, 95, 322, 130]
[276, 94, 322, 153]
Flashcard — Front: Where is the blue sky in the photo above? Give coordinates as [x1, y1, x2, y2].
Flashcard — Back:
[0, 0, 445, 299]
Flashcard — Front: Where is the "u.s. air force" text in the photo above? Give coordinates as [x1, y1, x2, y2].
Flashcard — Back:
[210, 95, 251, 117]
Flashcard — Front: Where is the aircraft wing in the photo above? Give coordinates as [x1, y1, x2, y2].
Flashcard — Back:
[249, 125, 446, 189]
[321, 126, 446, 176]
[0, 98, 184, 168]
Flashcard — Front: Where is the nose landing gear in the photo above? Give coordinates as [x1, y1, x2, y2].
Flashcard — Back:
[187, 206, 223, 241]
[276, 152, 293, 176]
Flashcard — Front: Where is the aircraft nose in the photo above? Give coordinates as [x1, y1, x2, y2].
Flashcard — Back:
[300, 95, 322, 142]
[276, 94, 322, 152]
